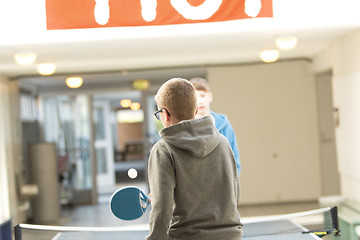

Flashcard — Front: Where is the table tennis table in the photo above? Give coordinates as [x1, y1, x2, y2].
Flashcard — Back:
[41, 219, 321, 240]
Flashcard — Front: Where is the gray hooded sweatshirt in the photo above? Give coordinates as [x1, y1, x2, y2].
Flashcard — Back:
[146, 116, 243, 240]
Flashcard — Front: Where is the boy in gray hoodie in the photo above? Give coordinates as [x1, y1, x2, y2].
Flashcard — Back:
[146, 78, 243, 240]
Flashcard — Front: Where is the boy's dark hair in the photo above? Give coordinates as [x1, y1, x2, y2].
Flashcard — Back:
[189, 77, 210, 92]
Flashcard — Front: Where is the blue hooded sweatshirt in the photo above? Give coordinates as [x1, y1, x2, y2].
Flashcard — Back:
[211, 111, 241, 173]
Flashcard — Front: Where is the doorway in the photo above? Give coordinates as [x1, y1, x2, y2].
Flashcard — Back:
[41, 94, 95, 205]
[315, 72, 341, 196]
[93, 101, 115, 187]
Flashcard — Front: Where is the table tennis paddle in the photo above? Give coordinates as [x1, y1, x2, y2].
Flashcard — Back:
[109, 186, 150, 220]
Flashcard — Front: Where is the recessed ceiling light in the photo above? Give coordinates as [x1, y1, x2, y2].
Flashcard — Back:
[275, 36, 298, 50]
[37, 63, 56, 75]
[120, 99, 132, 108]
[130, 102, 141, 111]
[14, 51, 37, 65]
[66, 77, 83, 88]
[259, 50, 280, 63]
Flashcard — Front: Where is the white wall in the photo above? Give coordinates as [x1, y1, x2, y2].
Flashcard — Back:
[0, 77, 23, 227]
[208, 60, 322, 204]
[0, 77, 12, 224]
[312, 49, 331, 74]
[331, 28, 360, 202]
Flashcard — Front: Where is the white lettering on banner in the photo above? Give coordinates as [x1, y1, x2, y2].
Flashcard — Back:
[170, 0, 223, 20]
[94, 0, 110, 25]
[141, 0, 158, 22]
[93, 0, 226, 25]
[244, 0, 262, 18]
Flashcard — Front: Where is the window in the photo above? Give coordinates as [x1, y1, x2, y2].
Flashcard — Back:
[20, 92, 37, 121]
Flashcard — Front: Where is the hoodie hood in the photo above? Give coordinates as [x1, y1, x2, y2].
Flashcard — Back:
[159, 116, 221, 158]
[211, 111, 230, 131]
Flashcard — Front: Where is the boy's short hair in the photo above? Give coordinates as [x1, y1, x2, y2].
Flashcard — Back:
[189, 77, 210, 92]
[155, 78, 197, 121]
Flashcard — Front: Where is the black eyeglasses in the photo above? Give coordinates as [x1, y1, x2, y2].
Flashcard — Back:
[154, 108, 170, 120]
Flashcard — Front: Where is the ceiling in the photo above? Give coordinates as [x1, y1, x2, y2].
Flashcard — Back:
[1, 0, 360, 91]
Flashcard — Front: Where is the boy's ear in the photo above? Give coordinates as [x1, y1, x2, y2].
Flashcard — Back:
[165, 110, 170, 122]
[209, 92, 213, 103]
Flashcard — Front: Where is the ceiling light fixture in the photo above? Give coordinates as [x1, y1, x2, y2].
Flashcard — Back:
[66, 77, 83, 88]
[130, 102, 141, 111]
[132, 79, 149, 90]
[37, 63, 56, 75]
[275, 36, 298, 50]
[120, 99, 132, 108]
[14, 51, 37, 65]
[259, 50, 280, 63]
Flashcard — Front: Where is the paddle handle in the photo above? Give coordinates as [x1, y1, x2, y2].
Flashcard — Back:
[139, 191, 150, 209]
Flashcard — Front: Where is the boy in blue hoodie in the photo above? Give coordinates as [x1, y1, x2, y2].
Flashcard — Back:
[146, 78, 242, 240]
[189, 77, 241, 174]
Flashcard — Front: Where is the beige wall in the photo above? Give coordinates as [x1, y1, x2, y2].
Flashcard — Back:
[208, 61, 322, 204]
[331, 28, 360, 202]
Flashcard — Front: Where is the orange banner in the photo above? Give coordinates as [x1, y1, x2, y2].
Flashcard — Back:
[46, 0, 273, 30]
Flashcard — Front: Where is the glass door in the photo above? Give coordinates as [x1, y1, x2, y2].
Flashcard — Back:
[42, 95, 95, 205]
[93, 101, 115, 187]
